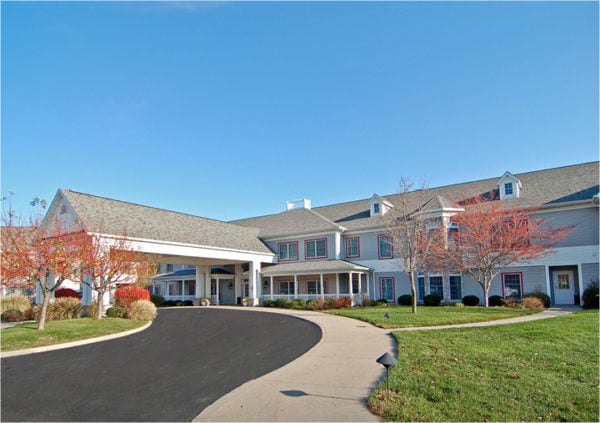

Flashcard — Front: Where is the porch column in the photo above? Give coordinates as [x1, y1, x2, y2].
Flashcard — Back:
[319, 273, 324, 299]
[335, 273, 340, 296]
[235, 264, 243, 304]
[181, 280, 184, 302]
[249, 260, 261, 306]
[358, 273, 363, 294]
[294, 274, 298, 297]
[349, 272, 354, 294]
[269, 276, 274, 297]
[195, 266, 202, 300]
[215, 277, 220, 306]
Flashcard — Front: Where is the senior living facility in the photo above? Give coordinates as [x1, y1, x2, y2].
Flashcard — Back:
[40, 161, 599, 307]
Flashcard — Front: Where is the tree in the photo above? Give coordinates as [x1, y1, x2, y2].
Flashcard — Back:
[382, 179, 446, 313]
[432, 195, 573, 307]
[1, 208, 82, 330]
[71, 231, 154, 319]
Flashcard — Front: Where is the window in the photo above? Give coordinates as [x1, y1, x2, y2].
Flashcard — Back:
[153, 284, 162, 295]
[380, 277, 395, 302]
[378, 234, 393, 259]
[278, 241, 298, 261]
[502, 273, 522, 299]
[373, 203, 380, 214]
[305, 238, 327, 259]
[504, 182, 513, 196]
[166, 264, 174, 272]
[168, 281, 181, 296]
[307, 280, 326, 295]
[417, 273, 425, 301]
[449, 275, 462, 300]
[429, 276, 444, 299]
[346, 237, 360, 258]
[279, 281, 295, 295]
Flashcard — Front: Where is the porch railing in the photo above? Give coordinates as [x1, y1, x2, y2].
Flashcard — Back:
[262, 293, 366, 305]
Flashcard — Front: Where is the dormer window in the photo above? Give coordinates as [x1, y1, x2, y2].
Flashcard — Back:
[369, 194, 393, 217]
[497, 172, 522, 200]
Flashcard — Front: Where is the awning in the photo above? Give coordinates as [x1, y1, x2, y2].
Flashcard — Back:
[260, 260, 371, 277]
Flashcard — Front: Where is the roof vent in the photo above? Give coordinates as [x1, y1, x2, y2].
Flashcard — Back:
[286, 199, 311, 211]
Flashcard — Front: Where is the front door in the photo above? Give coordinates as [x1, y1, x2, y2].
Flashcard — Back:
[553, 270, 575, 305]
[380, 278, 394, 303]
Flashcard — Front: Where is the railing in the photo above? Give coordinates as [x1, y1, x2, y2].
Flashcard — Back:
[262, 294, 361, 303]
[163, 295, 196, 302]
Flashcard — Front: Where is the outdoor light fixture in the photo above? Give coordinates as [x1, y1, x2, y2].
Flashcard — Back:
[376, 352, 398, 399]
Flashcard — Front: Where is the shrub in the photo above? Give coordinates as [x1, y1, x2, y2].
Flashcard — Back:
[504, 298, 523, 309]
[262, 299, 274, 308]
[290, 299, 307, 310]
[106, 306, 127, 318]
[127, 300, 157, 321]
[273, 298, 292, 309]
[0, 294, 32, 314]
[54, 288, 81, 299]
[488, 295, 505, 307]
[462, 295, 480, 306]
[150, 294, 164, 307]
[582, 280, 599, 309]
[376, 299, 389, 306]
[162, 300, 176, 307]
[1, 309, 25, 322]
[522, 297, 545, 310]
[363, 298, 377, 307]
[114, 286, 150, 309]
[306, 298, 325, 310]
[423, 294, 441, 307]
[35, 297, 82, 321]
[451, 302, 465, 307]
[85, 303, 98, 318]
[397, 295, 413, 306]
[524, 292, 551, 308]
[331, 297, 352, 309]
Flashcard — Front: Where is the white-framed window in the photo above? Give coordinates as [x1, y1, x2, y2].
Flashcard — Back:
[278, 241, 298, 261]
[380, 277, 395, 302]
[373, 203, 380, 214]
[153, 284, 162, 295]
[378, 234, 393, 259]
[305, 238, 327, 259]
[504, 182, 514, 196]
[429, 275, 444, 299]
[449, 275, 462, 300]
[346, 237, 360, 258]
[417, 273, 425, 301]
[184, 281, 196, 296]
[307, 280, 326, 295]
[502, 273, 523, 300]
[279, 281, 295, 295]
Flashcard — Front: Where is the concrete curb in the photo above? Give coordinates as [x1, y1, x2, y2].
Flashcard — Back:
[1, 320, 152, 358]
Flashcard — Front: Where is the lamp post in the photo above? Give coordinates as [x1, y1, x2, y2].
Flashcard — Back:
[376, 352, 397, 399]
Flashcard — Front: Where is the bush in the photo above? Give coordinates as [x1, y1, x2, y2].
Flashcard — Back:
[290, 299, 307, 310]
[85, 303, 98, 318]
[54, 288, 81, 299]
[162, 300, 176, 307]
[522, 297, 545, 310]
[488, 295, 505, 307]
[262, 299, 274, 308]
[423, 294, 441, 307]
[35, 297, 82, 321]
[273, 298, 292, 309]
[451, 302, 465, 307]
[504, 298, 523, 309]
[1, 309, 25, 322]
[376, 299, 389, 306]
[106, 306, 127, 318]
[306, 298, 325, 310]
[150, 294, 164, 307]
[331, 297, 352, 309]
[127, 300, 157, 321]
[462, 295, 480, 306]
[397, 295, 413, 306]
[0, 294, 32, 314]
[582, 280, 599, 309]
[114, 286, 150, 309]
[524, 292, 551, 308]
[363, 298, 377, 307]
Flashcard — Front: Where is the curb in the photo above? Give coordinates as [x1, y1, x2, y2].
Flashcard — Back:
[1, 320, 152, 358]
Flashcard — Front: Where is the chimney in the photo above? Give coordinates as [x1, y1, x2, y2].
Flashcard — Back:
[286, 199, 311, 211]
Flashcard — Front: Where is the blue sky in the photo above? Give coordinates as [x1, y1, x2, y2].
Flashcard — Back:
[2, 1, 598, 221]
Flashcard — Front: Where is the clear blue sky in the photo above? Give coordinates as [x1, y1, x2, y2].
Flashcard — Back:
[2, 1, 598, 222]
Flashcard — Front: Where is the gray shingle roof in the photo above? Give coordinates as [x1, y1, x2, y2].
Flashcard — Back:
[261, 259, 371, 276]
[59, 190, 273, 255]
[234, 162, 599, 234]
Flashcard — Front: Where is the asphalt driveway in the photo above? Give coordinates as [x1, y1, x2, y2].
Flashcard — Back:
[1, 308, 322, 422]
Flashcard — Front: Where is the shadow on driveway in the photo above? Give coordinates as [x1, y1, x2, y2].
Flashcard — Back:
[1, 308, 322, 422]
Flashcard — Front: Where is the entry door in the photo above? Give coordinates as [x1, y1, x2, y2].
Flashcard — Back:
[553, 270, 575, 305]
[381, 278, 394, 303]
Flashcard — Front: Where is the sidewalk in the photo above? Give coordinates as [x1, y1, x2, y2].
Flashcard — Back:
[194, 306, 578, 422]
[194, 307, 394, 422]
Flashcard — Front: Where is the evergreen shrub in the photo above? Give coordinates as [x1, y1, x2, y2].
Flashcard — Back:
[397, 295, 413, 306]
[488, 295, 505, 307]
[106, 306, 127, 318]
[461, 295, 480, 306]
[423, 294, 441, 306]
[150, 294, 164, 307]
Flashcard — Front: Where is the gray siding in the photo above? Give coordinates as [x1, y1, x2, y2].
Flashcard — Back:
[582, 263, 600, 289]
[538, 207, 599, 247]
[347, 231, 388, 261]
[265, 234, 337, 262]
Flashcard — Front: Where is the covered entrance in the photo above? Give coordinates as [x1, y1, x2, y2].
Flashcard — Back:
[550, 266, 579, 305]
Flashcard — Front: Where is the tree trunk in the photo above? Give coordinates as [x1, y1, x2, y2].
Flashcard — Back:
[37, 290, 51, 330]
[483, 280, 490, 308]
[409, 274, 418, 314]
[96, 289, 105, 319]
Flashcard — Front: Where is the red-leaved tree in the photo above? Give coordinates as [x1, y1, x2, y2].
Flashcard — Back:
[430, 195, 573, 307]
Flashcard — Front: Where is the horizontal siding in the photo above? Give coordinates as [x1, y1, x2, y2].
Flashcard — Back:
[538, 207, 598, 247]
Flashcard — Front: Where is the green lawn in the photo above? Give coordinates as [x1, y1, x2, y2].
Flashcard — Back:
[330, 305, 538, 329]
[369, 310, 599, 422]
[1, 318, 148, 352]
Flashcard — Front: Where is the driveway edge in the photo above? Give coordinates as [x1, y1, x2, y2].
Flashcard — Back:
[1, 320, 152, 358]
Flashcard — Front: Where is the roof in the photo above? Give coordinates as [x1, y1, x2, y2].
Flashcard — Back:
[261, 260, 371, 277]
[234, 161, 599, 234]
[152, 266, 233, 280]
[57, 190, 273, 255]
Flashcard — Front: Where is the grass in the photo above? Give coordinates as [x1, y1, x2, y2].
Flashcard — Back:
[330, 305, 538, 329]
[368, 310, 599, 422]
[1, 318, 148, 352]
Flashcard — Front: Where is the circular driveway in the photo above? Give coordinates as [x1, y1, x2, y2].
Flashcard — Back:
[1, 308, 322, 422]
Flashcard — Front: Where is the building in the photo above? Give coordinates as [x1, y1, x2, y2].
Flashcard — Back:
[42, 161, 599, 307]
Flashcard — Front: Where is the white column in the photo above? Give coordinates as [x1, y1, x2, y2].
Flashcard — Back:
[349, 272, 354, 294]
[215, 277, 220, 305]
[335, 232, 342, 259]
[249, 260, 261, 306]
[181, 280, 184, 301]
[235, 264, 243, 304]
[335, 273, 340, 296]
[358, 273, 363, 294]
[294, 274, 298, 297]
[195, 266, 203, 300]
[269, 276, 274, 297]
[319, 273, 325, 299]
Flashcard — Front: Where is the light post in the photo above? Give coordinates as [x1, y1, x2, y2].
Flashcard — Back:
[376, 352, 397, 399]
